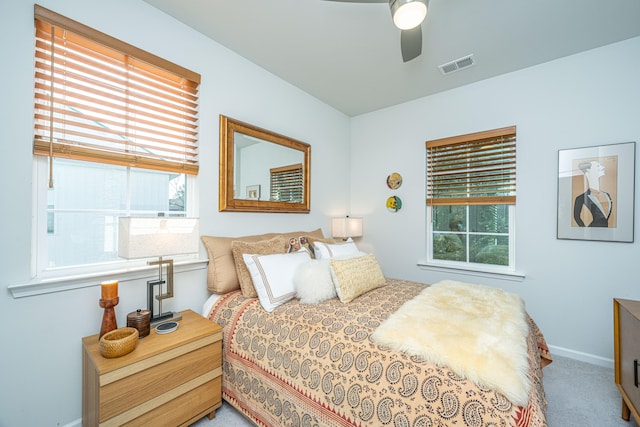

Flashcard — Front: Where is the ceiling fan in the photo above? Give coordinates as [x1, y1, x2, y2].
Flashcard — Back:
[324, 0, 429, 62]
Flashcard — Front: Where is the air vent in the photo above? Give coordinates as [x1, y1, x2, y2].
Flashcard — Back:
[438, 54, 475, 75]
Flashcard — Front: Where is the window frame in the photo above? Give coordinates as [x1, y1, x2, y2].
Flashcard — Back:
[32, 156, 201, 278]
[425, 126, 519, 276]
[9, 156, 205, 299]
[11, 6, 205, 298]
[425, 204, 517, 275]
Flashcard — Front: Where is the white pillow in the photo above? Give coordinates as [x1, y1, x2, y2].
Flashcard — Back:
[293, 259, 336, 304]
[314, 238, 361, 260]
[243, 250, 312, 312]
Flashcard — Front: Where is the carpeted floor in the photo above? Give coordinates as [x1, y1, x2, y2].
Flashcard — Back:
[192, 354, 640, 427]
[543, 355, 638, 427]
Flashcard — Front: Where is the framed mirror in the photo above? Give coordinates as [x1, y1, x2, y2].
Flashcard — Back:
[219, 115, 311, 213]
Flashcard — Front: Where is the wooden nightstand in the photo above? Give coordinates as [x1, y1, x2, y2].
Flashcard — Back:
[82, 309, 222, 427]
[614, 298, 640, 425]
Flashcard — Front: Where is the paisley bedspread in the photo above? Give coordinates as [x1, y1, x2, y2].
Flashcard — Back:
[206, 279, 552, 427]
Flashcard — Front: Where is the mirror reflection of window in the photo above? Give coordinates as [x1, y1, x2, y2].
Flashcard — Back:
[234, 133, 304, 201]
[270, 164, 303, 202]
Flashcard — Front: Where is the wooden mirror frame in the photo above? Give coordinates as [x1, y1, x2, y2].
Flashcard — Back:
[219, 115, 311, 213]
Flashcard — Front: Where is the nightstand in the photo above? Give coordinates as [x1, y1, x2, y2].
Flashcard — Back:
[614, 298, 640, 425]
[82, 309, 222, 426]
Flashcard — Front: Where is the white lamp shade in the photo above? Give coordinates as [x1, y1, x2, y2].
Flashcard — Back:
[331, 217, 363, 239]
[391, 0, 428, 30]
[118, 217, 200, 259]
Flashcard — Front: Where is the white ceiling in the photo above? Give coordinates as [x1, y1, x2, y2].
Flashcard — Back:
[142, 0, 640, 117]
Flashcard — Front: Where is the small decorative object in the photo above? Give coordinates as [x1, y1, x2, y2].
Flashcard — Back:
[99, 280, 119, 339]
[246, 184, 260, 200]
[386, 195, 402, 212]
[156, 321, 179, 334]
[387, 172, 403, 189]
[557, 142, 635, 242]
[99, 327, 139, 358]
[101, 280, 118, 299]
[127, 309, 151, 338]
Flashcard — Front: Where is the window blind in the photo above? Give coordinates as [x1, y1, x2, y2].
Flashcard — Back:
[33, 5, 200, 185]
[426, 126, 516, 206]
[270, 164, 304, 202]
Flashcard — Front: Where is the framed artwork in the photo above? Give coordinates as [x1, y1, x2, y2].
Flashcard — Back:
[246, 185, 260, 200]
[557, 142, 635, 242]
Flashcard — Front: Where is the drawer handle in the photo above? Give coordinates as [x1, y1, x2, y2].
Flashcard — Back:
[635, 360, 639, 388]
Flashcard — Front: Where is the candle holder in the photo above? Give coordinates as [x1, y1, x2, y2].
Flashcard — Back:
[99, 297, 119, 339]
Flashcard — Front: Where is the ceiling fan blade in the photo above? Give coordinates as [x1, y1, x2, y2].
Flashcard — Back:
[401, 25, 422, 62]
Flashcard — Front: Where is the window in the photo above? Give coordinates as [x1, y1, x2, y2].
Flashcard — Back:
[270, 163, 304, 202]
[32, 5, 200, 274]
[39, 158, 191, 269]
[426, 126, 516, 271]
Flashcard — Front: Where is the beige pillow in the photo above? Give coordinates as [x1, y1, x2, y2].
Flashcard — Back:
[330, 253, 386, 303]
[201, 228, 326, 294]
[232, 236, 288, 298]
[201, 235, 243, 294]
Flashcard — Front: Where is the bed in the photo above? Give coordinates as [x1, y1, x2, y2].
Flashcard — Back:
[200, 230, 552, 427]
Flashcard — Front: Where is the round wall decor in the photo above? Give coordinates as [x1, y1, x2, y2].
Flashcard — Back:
[386, 172, 403, 189]
[386, 196, 402, 212]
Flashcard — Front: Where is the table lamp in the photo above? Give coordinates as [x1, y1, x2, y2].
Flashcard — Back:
[118, 217, 199, 324]
[331, 216, 363, 240]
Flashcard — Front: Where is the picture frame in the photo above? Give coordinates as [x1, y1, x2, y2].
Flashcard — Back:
[246, 185, 260, 200]
[557, 141, 635, 242]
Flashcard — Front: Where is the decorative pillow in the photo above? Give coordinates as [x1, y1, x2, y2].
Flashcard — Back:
[314, 238, 361, 260]
[330, 253, 386, 303]
[201, 228, 325, 293]
[231, 236, 287, 298]
[243, 250, 312, 312]
[293, 259, 336, 304]
[289, 235, 335, 259]
[201, 235, 245, 294]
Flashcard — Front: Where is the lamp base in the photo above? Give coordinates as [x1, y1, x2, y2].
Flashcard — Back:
[150, 311, 182, 326]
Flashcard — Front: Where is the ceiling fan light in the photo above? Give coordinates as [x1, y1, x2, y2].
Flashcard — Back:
[390, 0, 427, 30]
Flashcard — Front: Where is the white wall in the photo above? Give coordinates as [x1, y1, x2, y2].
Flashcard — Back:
[0, 1, 350, 426]
[349, 36, 640, 366]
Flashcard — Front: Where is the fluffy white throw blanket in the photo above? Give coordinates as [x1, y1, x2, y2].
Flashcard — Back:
[371, 280, 531, 406]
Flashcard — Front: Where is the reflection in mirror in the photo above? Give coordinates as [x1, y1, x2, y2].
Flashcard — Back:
[233, 133, 304, 201]
[219, 115, 310, 213]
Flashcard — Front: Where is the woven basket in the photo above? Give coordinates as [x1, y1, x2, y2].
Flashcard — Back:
[100, 327, 139, 358]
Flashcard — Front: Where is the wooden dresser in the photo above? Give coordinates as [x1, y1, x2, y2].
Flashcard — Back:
[614, 298, 640, 424]
[82, 309, 222, 427]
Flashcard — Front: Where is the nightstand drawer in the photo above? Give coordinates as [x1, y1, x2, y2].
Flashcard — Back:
[100, 341, 221, 421]
[118, 376, 222, 427]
